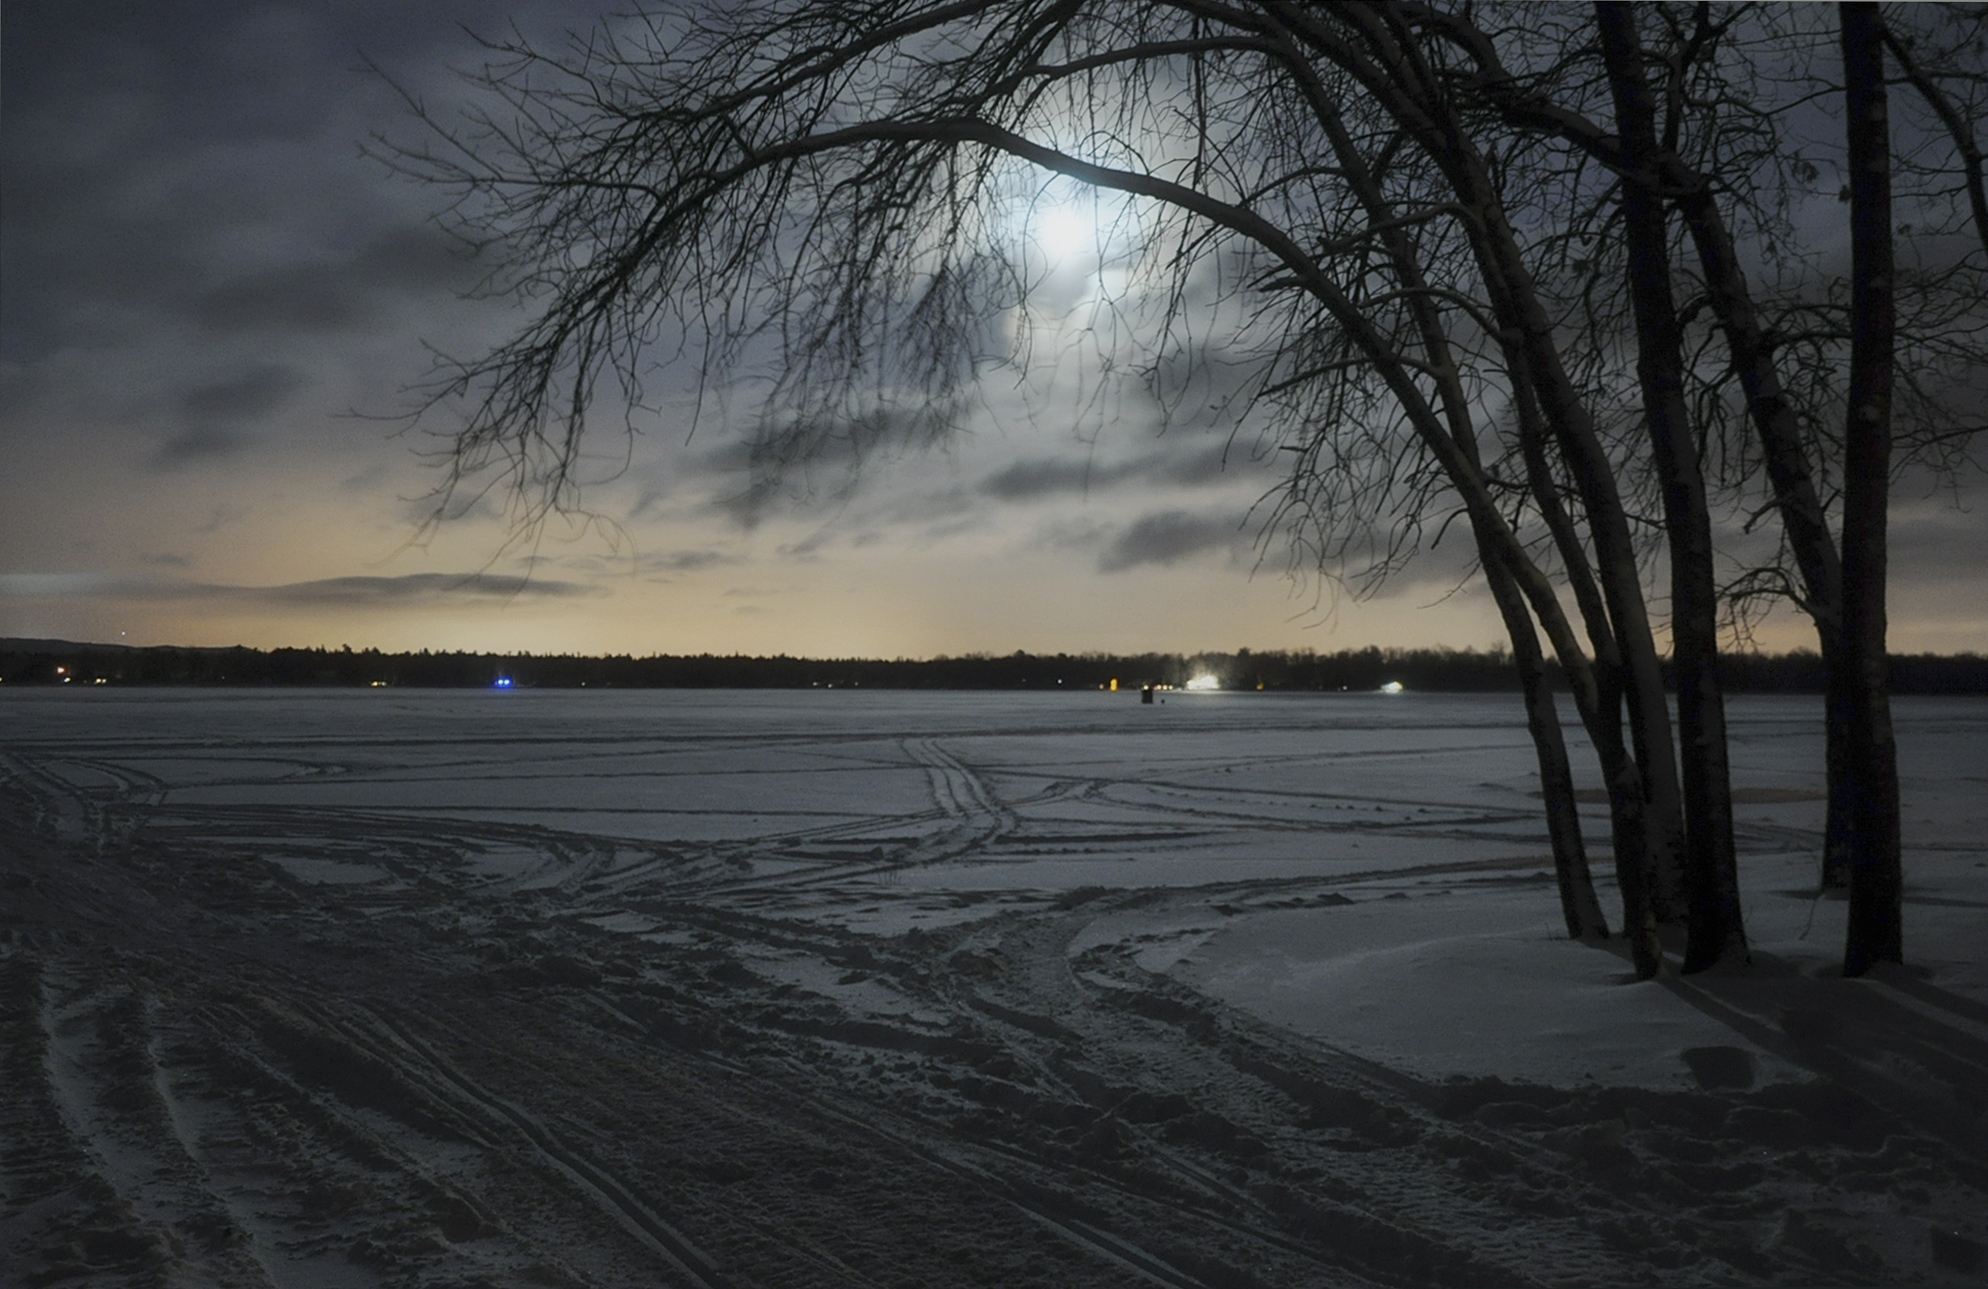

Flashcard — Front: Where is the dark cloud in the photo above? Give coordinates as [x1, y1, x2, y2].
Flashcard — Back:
[622, 446, 738, 520]
[258, 573, 601, 605]
[695, 439, 756, 475]
[641, 550, 736, 574]
[778, 531, 833, 559]
[3, 7, 326, 356]
[339, 464, 393, 493]
[685, 440, 786, 529]
[1883, 492, 1988, 587]
[0, 570, 601, 606]
[149, 366, 308, 468]
[1097, 510, 1241, 572]
[153, 425, 250, 468]
[350, 226, 483, 292]
[193, 230, 480, 334]
[2, 3, 535, 150]
[0, 573, 131, 599]
[712, 477, 784, 530]
[180, 365, 307, 419]
[696, 401, 972, 529]
[1151, 442, 1239, 487]
[0, 157, 201, 357]
[194, 505, 247, 535]
[0, 0, 518, 366]
[980, 457, 1106, 500]
[978, 441, 1245, 502]
[193, 264, 364, 333]
[519, 548, 738, 579]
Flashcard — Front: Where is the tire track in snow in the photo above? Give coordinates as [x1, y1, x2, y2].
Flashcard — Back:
[0, 752, 103, 846]
[23, 963, 293, 1288]
[14, 696, 1988, 1285]
[691, 738, 1017, 894]
[794, 1091, 1222, 1289]
[904, 736, 1016, 860]
[350, 1005, 736, 1289]
[1, 752, 171, 856]
[947, 908, 1535, 1288]
[1, 952, 186, 1287]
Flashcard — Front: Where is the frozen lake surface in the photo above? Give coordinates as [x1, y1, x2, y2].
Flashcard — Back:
[5, 688, 1986, 1285]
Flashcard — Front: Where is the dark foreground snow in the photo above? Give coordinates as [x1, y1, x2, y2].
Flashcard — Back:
[3, 688, 1984, 1286]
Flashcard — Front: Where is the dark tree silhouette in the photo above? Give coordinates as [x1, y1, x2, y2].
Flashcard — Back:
[1592, 2, 1745, 971]
[1839, 2, 1903, 974]
[382, 1, 1983, 979]
[1401, 2, 1985, 974]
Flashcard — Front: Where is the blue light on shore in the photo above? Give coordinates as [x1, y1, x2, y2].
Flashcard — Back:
[494, 677, 513, 688]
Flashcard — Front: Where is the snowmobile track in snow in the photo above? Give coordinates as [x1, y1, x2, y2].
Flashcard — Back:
[7, 695, 1988, 1287]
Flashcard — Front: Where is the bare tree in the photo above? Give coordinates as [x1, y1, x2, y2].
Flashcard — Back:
[1593, 2, 1746, 971]
[383, 1, 1667, 957]
[1246, 22, 1614, 941]
[1838, 1, 1903, 974]
[384, 1, 1981, 979]
[1278, 5, 1692, 965]
[1418, 1, 1984, 974]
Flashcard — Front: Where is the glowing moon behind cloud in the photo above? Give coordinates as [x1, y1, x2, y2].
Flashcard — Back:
[1034, 202, 1095, 261]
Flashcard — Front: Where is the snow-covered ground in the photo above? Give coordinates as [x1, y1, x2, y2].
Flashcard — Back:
[3, 687, 1983, 1286]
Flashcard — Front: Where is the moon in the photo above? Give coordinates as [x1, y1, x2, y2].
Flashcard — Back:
[1035, 202, 1095, 261]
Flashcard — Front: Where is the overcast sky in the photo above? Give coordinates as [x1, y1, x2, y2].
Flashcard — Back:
[3, 2, 1983, 658]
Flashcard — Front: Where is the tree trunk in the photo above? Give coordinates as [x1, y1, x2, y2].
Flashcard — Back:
[1506, 369, 1661, 955]
[1287, 3, 1671, 976]
[1596, 3, 1747, 972]
[1434, 130, 1690, 934]
[1289, 57, 1612, 943]
[1838, 3, 1904, 975]
[1674, 166, 1854, 899]
[1821, 664, 1856, 891]
[1484, 535, 1610, 940]
[1443, 0, 1857, 901]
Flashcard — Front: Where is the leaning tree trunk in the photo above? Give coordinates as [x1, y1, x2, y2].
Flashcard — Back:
[1839, 2, 1904, 975]
[1505, 369, 1660, 955]
[1435, 134, 1690, 933]
[1597, 3, 1748, 972]
[1290, 60, 1612, 943]
[1494, 258, 1691, 931]
[1448, 0, 1857, 900]
[1324, 2, 1686, 941]
[1820, 675, 1856, 891]
[1484, 540, 1610, 939]
[1674, 146, 1854, 897]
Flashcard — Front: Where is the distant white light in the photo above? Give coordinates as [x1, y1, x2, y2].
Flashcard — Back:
[494, 677, 513, 688]
[1380, 680, 1404, 694]
[1185, 675, 1220, 691]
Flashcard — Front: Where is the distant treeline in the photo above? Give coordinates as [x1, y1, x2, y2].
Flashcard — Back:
[3, 639, 1985, 693]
